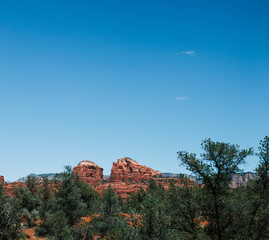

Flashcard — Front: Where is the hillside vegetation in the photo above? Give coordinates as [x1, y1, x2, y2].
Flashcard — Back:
[1, 137, 269, 239]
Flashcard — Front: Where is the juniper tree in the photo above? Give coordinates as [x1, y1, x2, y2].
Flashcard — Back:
[178, 139, 253, 240]
[0, 197, 25, 239]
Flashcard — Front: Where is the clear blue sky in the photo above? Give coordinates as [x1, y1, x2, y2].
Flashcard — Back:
[1, 0, 269, 181]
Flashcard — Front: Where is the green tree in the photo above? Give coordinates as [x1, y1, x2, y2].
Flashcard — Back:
[88, 185, 139, 239]
[166, 180, 207, 240]
[25, 175, 38, 193]
[74, 177, 99, 215]
[125, 188, 146, 212]
[0, 198, 25, 240]
[178, 139, 252, 240]
[241, 136, 269, 239]
[101, 185, 120, 216]
[38, 177, 53, 219]
[14, 182, 41, 228]
[36, 166, 87, 239]
[54, 166, 87, 225]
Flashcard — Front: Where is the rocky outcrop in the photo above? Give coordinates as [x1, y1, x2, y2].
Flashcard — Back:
[73, 160, 103, 186]
[110, 157, 162, 183]
[0, 176, 6, 185]
[72, 157, 194, 198]
[230, 172, 257, 188]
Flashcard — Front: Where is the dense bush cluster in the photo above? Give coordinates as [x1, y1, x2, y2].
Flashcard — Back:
[0, 137, 269, 239]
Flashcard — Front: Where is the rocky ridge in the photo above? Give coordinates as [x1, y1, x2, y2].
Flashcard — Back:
[2, 159, 257, 199]
[73, 157, 187, 198]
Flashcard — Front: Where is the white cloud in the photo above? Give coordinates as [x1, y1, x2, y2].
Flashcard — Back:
[175, 96, 190, 102]
[181, 50, 196, 56]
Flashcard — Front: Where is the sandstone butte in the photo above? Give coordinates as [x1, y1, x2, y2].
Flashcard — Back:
[73, 157, 190, 198]
[73, 160, 103, 185]
[110, 157, 162, 182]
[0, 158, 193, 199]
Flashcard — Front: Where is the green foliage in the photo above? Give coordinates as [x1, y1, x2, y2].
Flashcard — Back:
[25, 175, 38, 193]
[101, 185, 121, 216]
[237, 136, 269, 239]
[36, 211, 73, 240]
[38, 176, 54, 219]
[3, 137, 269, 239]
[178, 139, 253, 240]
[0, 198, 25, 240]
[22, 208, 39, 227]
[166, 181, 206, 239]
[256, 136, 269, 191]
[178, 139, 253, 189]
[54, 166, 87, 225]
[73, 223, 95, 240]
[14, 184, 40, 212]
[125, 188, 146, 212]
[74, 178, 99, 215]
[89, 214, 139, 240]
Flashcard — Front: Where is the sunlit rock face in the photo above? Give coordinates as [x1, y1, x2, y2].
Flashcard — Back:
[229, 172, 257, 188]
[73, 160, 103, 186]
[73, 158, 195, 198]
[110, 157, 162, 183]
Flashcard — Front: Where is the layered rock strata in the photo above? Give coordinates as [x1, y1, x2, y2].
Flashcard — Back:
[110, 157, 162, 183]
[72, 157, 192, 198]
[73, 160, 103, 186]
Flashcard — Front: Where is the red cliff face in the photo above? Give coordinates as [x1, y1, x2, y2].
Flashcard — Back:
[73, 160, 103, 186]
[110, 157, 162, 183]
[73, 158, 193, 198]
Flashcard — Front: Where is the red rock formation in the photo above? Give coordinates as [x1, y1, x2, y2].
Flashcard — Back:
[110, 157, 162, 183]
[0, 176, 5, 185]
[73, 158, 196, 198]
[95, 157, 195, 198]
[73, 160, 103, 186]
